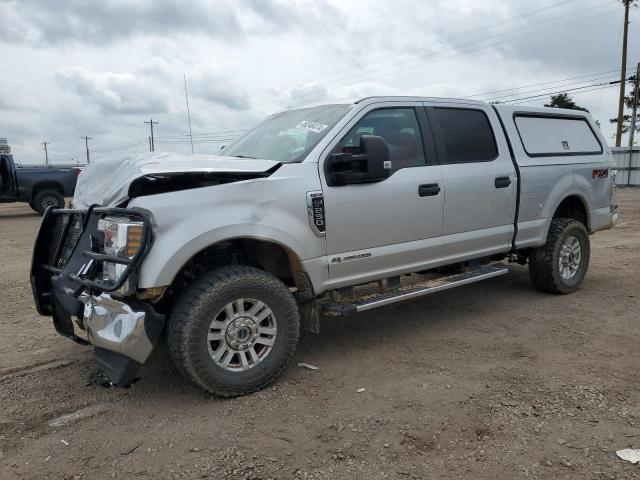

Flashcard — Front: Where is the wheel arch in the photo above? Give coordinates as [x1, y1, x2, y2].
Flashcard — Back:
[552, 194, 590, 231]
[31, 181, 64, 200]
[151, 235, 315, 305]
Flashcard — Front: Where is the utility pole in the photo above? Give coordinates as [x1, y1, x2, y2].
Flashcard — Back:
[616, 0, 632, 147]
[81, 136, 92, 164]
[42, 141, 50, 166]
[624, 63, 640, 185]
[144, 118, 158, 152]
[184, 74, 194, 154]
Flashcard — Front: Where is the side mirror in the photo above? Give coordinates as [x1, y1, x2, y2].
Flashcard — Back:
[326, 135, 391, 186]
[359, 135, 391, 181]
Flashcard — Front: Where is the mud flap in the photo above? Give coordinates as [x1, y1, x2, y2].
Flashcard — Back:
[298, 299, 320, 334]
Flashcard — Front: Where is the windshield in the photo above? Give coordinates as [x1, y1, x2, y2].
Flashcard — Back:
[222, 104, 353, 163]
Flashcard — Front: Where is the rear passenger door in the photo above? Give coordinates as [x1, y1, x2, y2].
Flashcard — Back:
[427, 103, 516, 259]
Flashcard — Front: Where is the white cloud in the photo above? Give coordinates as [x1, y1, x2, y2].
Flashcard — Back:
[56, 67, 170, 115]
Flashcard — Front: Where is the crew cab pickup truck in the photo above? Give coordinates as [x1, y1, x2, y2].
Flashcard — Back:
[0, 154, 79, 213]
[30, 96, 618, 396]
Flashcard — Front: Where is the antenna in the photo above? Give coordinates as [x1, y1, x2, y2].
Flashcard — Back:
[184, 74, 194, 154]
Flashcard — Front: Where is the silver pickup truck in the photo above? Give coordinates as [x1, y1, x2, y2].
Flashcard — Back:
[30, 96, 618, 396]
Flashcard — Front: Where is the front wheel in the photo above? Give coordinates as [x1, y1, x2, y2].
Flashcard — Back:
[168, 266, 300, 397]
[528, 218, 590, 294]
[33, 190, 64, 215]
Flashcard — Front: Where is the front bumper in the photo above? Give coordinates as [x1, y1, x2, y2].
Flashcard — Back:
[79, 293, 162, 364]
[30, 206, 164, 385]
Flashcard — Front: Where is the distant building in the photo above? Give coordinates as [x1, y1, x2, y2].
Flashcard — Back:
[0, 138, 11, 154]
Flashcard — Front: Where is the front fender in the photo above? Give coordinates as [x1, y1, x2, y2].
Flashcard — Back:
[127, 163, 325, 289]
[137, 223, 317, 288]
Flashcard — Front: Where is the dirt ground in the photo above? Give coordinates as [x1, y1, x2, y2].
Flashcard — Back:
[0, 190, 639, 480]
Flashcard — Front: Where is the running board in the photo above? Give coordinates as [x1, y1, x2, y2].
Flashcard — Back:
[319, 264, 509, 316]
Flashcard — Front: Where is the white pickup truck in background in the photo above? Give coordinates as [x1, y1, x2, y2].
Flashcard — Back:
[31, 96, 617, 396]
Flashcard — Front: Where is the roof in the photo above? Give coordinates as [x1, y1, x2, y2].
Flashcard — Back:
[355, 95, 487, 106]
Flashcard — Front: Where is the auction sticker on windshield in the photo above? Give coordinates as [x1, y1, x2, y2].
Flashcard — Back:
[295, 121, 328, 133]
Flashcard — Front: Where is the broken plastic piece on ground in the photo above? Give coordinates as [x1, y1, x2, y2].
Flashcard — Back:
[297, 362, 319, 370]
[49, 404, 108, 428]
[357, 388, 366, 393]
[617, 449, 640, 464]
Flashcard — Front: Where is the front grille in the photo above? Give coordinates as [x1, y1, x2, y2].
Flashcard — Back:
[48, 213, 85, 269]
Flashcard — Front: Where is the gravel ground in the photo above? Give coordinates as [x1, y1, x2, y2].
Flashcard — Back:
[0, 190, 639, 480]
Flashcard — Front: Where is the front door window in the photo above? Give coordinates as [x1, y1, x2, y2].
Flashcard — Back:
[334, 108, 426, 173]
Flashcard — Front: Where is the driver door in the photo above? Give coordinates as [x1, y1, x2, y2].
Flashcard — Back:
[0, 156, 17, 200]
[320, 102, 445, 288]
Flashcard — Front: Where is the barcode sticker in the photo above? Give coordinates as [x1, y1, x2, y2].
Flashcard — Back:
[295, 121, 328, 133]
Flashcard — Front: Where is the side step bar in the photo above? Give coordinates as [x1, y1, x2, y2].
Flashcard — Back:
[319, 264, 509, 316]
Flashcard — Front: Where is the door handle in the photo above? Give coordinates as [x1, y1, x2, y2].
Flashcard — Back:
[418, 183, 441, 197]
[494, 177, 512, 188]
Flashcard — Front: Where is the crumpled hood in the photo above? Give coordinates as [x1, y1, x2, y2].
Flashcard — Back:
[72, 152, 280, 209]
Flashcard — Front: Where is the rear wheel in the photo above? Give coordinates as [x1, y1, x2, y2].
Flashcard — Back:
[33, 190, 64, 215]
[529, 218, 590, 294]
[168, 266, 300, 397]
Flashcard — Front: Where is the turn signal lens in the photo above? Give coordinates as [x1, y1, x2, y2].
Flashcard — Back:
[126, 225, 144, 257]
[97, 216, 144, 259]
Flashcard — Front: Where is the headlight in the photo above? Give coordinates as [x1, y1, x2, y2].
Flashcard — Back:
[97, 216, 144, 284]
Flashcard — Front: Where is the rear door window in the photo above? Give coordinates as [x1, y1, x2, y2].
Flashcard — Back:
[514, 115, 602, 157]
[433, 108, 498, 164]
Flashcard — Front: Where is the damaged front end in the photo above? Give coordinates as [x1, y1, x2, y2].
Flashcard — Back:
[30, 206, 164, 386]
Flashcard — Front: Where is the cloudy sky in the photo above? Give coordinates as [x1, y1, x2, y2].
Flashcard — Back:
[1, 0, 638, 165]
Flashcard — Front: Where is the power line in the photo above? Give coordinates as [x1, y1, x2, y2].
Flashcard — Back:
[155, 139, 239, 145]
[468, 69, 625, 98]
[92, 139, 149, 153]
[499, 80, 623, 103]
[244, 0, 620, 110]
[509, 83, 622, 105]
[245, 0, 595, 100]
[482, 75, 624, 103]
[340, 2, 618, 88]
[91, 0, 617, 139]
[90, 129, 247, 153]
[505, 81, 623, 104]
[28, 1, 627, 160]
[162, 130, 247, 137]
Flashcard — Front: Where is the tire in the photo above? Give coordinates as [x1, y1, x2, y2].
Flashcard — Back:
[529, 218, 590, 294]
[168, 266, 300, 397]
[33, 190, 64, 215]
